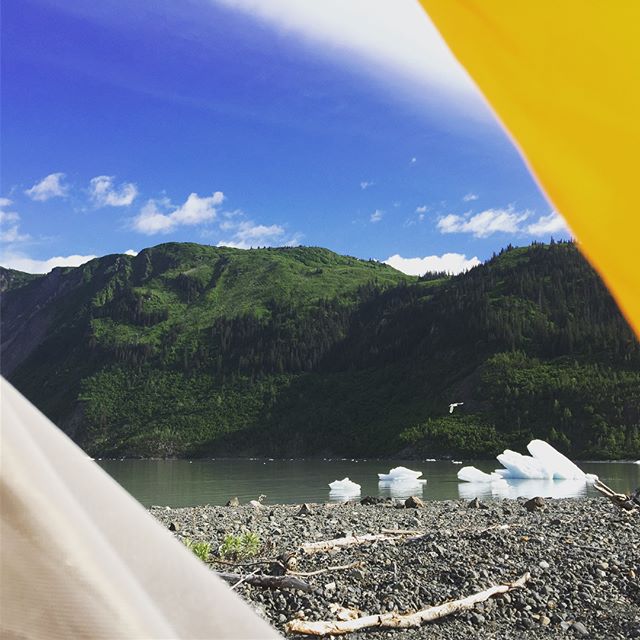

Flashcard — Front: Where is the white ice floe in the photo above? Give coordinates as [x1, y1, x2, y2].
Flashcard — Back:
[328, 477, 361, 495]
[452, 460, 463, 465]
[458, 439, 597, 483]
[377, 466, 423, 481]
[457, 466, 504, 483]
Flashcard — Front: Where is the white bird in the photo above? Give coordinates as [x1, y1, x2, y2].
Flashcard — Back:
[449, 402, 464, 414]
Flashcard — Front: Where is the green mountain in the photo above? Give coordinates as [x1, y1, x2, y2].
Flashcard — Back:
[2, 241, 639, 459]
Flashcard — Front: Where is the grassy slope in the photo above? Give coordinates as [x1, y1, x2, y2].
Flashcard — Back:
[2, 241, 639, 459]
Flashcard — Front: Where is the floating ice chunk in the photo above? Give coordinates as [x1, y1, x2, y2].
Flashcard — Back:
[328, 477, 361, 494]
[496, 449, 552, 479]
[634, 460, 640, 465]
[526, 440, 586, 480]
[457, 466, 504, 483]
[377, 466, 423, 481]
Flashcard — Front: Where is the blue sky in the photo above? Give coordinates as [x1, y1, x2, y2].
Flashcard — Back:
[1, 0, 569, 274]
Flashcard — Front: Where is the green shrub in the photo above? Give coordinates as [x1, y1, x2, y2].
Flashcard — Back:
[183, 539, 212, 562]
[219, 532, 261, 560]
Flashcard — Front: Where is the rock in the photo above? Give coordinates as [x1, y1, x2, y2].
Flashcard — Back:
[540, 616, 551, 626]
[467, 497, 481, 509]
[470, 612, 485, 625]
[297, 503, 313, 516]
[524, 496, 546, 512]
[404, 496, 425, 509]
[539, 560, 550, 570]
[168, 521, 180, 532]
[225, 496, 239, 507]
[360, 496, 384, 506]
[572, 621, 589, 636]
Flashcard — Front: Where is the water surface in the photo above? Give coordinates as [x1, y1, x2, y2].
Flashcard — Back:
[97, 458, 639, 507]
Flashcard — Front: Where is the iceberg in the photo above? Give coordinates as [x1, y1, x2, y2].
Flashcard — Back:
[458, 439, 597, 483]
[377, 466, 423, 481]
[457, 466, 504, 483]
[328, 477, 361, 495]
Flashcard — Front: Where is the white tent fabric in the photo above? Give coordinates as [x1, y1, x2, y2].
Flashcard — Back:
[0, 378, 280, 639]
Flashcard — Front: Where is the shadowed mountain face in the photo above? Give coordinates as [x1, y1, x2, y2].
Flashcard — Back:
[2, 241, 639, 459]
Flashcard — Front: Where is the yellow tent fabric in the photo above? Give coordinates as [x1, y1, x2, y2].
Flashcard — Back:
[418, 1, 640, 339]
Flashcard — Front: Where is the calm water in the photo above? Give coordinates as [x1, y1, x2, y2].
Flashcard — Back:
[97, 458, 639, 507]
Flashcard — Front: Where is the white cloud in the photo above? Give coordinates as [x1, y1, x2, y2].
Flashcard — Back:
[217, 220, 301, 249]
[526, 212, 570, 236]
[463, 193, 478, 202]
[124, 249, 138, 256]
[410, 157, 417, 164]
[132, 192, 224, 234]
[415, 205, 428, 214]
[0, 198, 30, 243]
[1, 252, 97, 274]
[213, 0, 480, 113]
[385, 253, 481, 276]
[360, 181, 374, 190]
[25, 173, 68, 201]
[89, 175, 138, 207]
[437, 207, 531, 238]
[370, 209, 383, 223]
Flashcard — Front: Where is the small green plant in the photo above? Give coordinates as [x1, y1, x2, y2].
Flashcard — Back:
[183, 538, 212, 562]
[219, 532, 261, 560]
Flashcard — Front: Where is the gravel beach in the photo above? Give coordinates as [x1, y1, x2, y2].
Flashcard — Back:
[151, 497, 639, 639]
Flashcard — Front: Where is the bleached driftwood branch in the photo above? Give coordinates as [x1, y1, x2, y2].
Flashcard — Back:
[299, 532, 414, 555]
[285, 573, 530, 635]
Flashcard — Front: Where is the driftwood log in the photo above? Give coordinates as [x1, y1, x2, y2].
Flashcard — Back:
[216, 571, 313, 592]
[285, 573, 530, 635]
[593, 479, 639, 511]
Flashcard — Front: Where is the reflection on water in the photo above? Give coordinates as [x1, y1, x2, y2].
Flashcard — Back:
[97, 458, 639, 507]
[378, 479, 428, 499]
[457, 478, 590, 501]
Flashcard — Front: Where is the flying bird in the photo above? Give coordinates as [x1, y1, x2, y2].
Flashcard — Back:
[449, 402, 464, 414]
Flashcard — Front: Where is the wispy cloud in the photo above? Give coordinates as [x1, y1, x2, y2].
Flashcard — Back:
[437, 207, 531, 238]
[213, 0, 481, 113]
[90, 175, 138, 207]
[1, 251, 97, 274]
[385, 252, 481, 276]
[132, 191, 224, 234]
[462, 193, 478, 202]
[526, 212, 569, 236]
[217, 219, 301, 249]
[360, 180, 374, 190]
[370, 209, 383, 223]
[25, 173, 68, 201]
[0, 198, 30, 243]
[415, 205, 428, 213]
[410, 157, 417, 165]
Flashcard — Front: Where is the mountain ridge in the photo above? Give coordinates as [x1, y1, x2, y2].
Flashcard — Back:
[2, 241, 639, 459]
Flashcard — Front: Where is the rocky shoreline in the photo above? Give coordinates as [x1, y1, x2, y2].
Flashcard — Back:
[151, 497, 639, 639]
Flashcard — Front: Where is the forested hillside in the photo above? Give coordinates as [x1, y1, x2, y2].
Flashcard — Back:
[2, 241, 639, 459]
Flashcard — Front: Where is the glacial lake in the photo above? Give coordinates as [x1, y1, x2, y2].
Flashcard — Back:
[97, 458, 639, 507]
